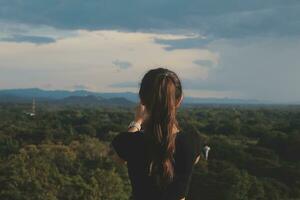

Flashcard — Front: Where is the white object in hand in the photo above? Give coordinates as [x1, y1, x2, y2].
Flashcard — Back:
[204, 145, 211, 160]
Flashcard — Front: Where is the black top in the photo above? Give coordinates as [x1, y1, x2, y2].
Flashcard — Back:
[111, 130, 201, 200]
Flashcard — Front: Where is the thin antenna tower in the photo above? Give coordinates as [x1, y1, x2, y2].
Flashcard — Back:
[32, 97, 36, 116]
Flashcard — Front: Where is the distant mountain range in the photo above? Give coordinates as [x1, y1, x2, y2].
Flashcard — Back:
[0, 88, 295, 106]
[0, 88, 135, 107]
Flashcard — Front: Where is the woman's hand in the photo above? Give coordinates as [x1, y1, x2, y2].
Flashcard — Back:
[134, 102, 146, 124]
[127, 102, 146, 132]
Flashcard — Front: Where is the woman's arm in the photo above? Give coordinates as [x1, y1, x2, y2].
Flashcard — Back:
[109, 102, 146, 163]
[128, 102, 146, 133]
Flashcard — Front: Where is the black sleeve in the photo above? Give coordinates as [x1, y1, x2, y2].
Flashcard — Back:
[111, 131, 136, 161]
[163, 132, 201, 199]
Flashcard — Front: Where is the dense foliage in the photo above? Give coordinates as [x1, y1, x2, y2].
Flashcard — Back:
[0, 103, 299, 200]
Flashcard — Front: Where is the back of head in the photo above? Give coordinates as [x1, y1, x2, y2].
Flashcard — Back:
[139, 67, 183, 188]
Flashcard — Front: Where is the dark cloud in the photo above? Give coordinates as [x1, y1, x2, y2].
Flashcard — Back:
[112, 60, 132, 70]
[154, 36, 213, 50]
[0, 0, 299, 39]
[1, 34, 56, 44]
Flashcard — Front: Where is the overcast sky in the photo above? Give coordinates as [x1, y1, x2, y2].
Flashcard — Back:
[0, 0, 299, 103]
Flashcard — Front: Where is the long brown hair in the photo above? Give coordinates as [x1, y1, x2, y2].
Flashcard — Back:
[139, 67, 183, 188]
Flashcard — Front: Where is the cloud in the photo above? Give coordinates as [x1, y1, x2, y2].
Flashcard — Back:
[0, 21, 79, 44]
[72, 84, 90, 90]
[113, 59, 132, 70]
[1, 1, 299, 102]
[108, 81, 138, 88]
[181, 78, 230, 91]
[0, 1, 299, 39]
[193, 60, 215, 68]
[0, 30, 216, 93]
[1, 34, 55, 44]
[154, 36, 213, 50]
[188, 37, 300, 102]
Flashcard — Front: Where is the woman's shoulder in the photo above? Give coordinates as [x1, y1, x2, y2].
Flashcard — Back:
[111, 130, 143, 148]
[111, 130, 144, 161]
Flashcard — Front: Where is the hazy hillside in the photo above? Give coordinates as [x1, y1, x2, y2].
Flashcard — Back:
[0, 88, 279, 105]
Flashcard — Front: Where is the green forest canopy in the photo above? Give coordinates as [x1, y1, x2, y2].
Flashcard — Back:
[0, 103, 299, 200]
